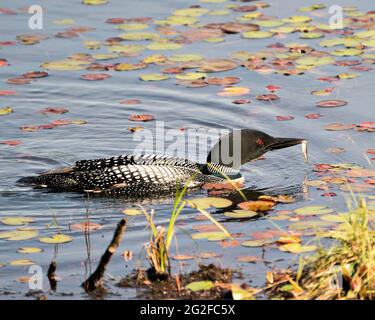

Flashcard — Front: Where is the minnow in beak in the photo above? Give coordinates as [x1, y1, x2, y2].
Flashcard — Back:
[267, 137, 308, 163]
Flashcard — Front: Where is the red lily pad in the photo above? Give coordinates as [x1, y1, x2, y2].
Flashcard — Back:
[232, 99, 251, 105]
[276, 115, 294, 121]
[256, 94, 280, 101]
[305, 113, 322, 119]
[350, 66, 372, 72]
[266, 85, 281, 92]
[120, 99, 141, 105]
[232, 5, 257, 12]
[55, 31, 78, 38]
[81, 73, 111, 81]
[128, 114, 155, 122]
[22, 71, 49, 79]
[0, 59, 8, 67]
[0, 90, 16, 96]
[38, 124, 56, 130]
[71, 222, 102, 232]
[39, 107, 69, 115]
[334, 60, 361, 67]
[197, 59, 238, 73]
[321, 192, 337, 197]
[106, 18, 125, 24]
[51, 120, 72, 126]
[324, 123, 356, 131]
[358, 122, 375, 129]
[0, 41, 16, 46]
[317, 76, 339, 83]
[0, 140, 22, 146]
[316, 100, 348, 108]
[6, 77, 31, 85]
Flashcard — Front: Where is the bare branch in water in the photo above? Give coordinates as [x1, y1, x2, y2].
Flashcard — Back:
[82, 219, 127, 292]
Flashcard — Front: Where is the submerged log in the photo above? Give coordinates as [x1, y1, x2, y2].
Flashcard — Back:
[82, 218, 127, 292]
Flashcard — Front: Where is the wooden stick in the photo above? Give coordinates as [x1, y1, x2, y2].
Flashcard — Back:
[82, 218, 127, 292]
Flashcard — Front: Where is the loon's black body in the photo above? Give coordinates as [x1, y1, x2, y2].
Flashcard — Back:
[20, 129, 305, 197]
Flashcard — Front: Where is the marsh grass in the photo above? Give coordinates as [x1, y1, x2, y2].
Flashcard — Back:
[268, 197, 375, 300]
[141, 174, 231, 280]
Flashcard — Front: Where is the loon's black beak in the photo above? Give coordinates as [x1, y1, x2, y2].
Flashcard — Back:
[267, 137, 308, 162]
[267, 137, 303, 150]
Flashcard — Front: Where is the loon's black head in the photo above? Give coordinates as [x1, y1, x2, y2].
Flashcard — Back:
[207, 129, 306, 169]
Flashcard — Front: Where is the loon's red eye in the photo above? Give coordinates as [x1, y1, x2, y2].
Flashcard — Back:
[256, 138, 264, 146]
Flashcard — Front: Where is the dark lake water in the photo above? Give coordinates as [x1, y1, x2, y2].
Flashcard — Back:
[0, 0, 374, 299]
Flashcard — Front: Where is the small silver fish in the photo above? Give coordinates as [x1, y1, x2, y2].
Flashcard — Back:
[301, 140, 308, 163]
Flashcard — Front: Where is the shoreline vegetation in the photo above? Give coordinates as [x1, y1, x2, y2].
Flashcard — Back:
[79, 181, 375, 300]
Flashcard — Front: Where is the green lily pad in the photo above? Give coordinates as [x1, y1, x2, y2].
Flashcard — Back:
[185, 281, 214, 292]
[191, 232, 229, 241]
[241, 239, 274, 247]
[294, 206, 334, 216]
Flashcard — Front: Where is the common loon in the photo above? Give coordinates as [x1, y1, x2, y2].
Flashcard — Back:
[20, 129, 307, 197]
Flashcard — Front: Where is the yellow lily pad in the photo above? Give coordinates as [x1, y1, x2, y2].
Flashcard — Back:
[173, 8, 209, 17]
[279, 243, 317, 253]
[300, 32, 324, 39]
[92, 53, 118, 60]
[253, 20, 284, 28]
[108, 44, 144, 53]
[41, 59, 90, 71]
[169, 54, 202, 62]
[53, 19, 75, 25]
[143, 54, 166, 64]
[231, 284, 255, 300]
[139, 73, 170, 81]
[10, 259, 34, 266]
[175, 72, 207, 80]
[363, 39, 375, 47]
[270, 26, 296, 33]
[1, 217, 34, 226]
[120, 32, 160, 41]
[209, 10, 230, 16]
[337, 73, 358, 79]
[82, 0, 108, 5]
[39, 234, 72, 244]
[282, 16, 312, 23]
[189, 197, 232, 209]
[117, 23, 149, 31]
[122, 208, 143, 216]
[204, 37, 225, 43]
[17, 247, 43, 254]
[294, 206, 333, 216]
[242, 31, 274, 39]
[147, 41, 182, 51]
[224, 210, 258, 219]
[241, 239, 274, 247]
[331, 48, 363, 56]
[0, 229, 39, 241]
[0, 107, 13, 116]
